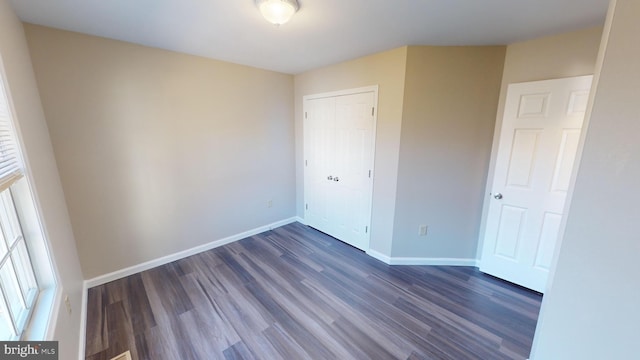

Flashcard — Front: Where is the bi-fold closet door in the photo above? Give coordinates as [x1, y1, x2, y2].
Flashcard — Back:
[303, 87, 377, 251]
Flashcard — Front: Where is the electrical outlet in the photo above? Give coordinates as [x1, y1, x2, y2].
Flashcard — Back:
[267, 200, 273, 208]
[64, 295, 72, 314]
[419, 225, 428, 236]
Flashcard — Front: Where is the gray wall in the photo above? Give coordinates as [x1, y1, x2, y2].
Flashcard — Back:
[391, 46, 505, 259]
[531, 0, 639, 357]
[25, 25, 296, 279]
[0, 2, 84, 358]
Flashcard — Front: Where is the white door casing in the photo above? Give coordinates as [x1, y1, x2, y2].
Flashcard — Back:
[303, 86, 377, 251]
[480, 76, 593, 293]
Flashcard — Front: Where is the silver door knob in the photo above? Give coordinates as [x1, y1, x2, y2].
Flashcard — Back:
[327, 176, 333, 181]
[494, 193, 503, 200]
[334, 177, 340, 182]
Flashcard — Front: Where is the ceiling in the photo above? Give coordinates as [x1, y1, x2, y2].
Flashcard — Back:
[10, 0, 609, 74]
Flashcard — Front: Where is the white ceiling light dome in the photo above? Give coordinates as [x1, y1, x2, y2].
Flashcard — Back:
[256, 0, 299, 25]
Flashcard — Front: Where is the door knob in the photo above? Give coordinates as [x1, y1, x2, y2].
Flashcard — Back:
[494, 193, 503, 200]
[334, 177, 340, 182]
[327, 176, 333, 181]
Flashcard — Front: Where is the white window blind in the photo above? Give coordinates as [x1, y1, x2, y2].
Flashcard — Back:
[0, 78, 22, 192]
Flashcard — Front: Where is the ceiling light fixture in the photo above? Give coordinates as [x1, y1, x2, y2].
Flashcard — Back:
[256, 0, 299, 25]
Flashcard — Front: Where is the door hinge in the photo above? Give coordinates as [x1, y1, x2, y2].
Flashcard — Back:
[305, 112, 308, 119]
[371, 107, 375, 116]
[305, 203, 308, 210]
[368, 170, 371, 178]
[365, 226, 368, 234]
[305, 160, 308, 166]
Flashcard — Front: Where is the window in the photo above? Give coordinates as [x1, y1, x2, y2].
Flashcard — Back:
[0, 65, 46, 340]
[0, 187, 38, 339]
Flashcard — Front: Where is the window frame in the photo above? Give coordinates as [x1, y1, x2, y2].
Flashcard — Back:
[0, 55, 58, 341]
[0, 185, 40, 340]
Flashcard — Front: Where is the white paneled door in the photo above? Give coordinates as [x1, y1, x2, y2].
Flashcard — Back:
[304, 87, 377, 251]
[480, 76, 592, 293]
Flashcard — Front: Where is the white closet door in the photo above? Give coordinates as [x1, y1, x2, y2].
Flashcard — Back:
[304, 87, 377, 251]
[332, 92, 375, 250]
[304, 97, 335, 235]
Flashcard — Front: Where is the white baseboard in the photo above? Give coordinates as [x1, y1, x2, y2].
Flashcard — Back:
[78, 282, 88, 360]
[84, 217, 297, 288]
[367, 249, 478, 267]
[366, 248, 392, 264]
[388, 257, 479, 266]
[295, 216, 306, 225]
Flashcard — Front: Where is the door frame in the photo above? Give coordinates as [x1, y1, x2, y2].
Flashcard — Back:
[476, 75, 593, 293]
[302, 85, 379, 250]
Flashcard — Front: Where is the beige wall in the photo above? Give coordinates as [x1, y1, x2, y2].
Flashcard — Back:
[391, 46, 506, 258]
[501, 26, 603, 86]
[294, 47, 408, 255]
[0, 2, 84, 359]
[24, 25, 296, 279]
[531, 0, 638, 357]
[477, 26, 603, 256]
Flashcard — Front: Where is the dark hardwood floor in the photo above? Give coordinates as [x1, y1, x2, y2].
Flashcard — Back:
[85, 222, 542, 360]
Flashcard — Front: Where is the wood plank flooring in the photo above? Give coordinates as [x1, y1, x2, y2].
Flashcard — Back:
[85, 222, 542, 360]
